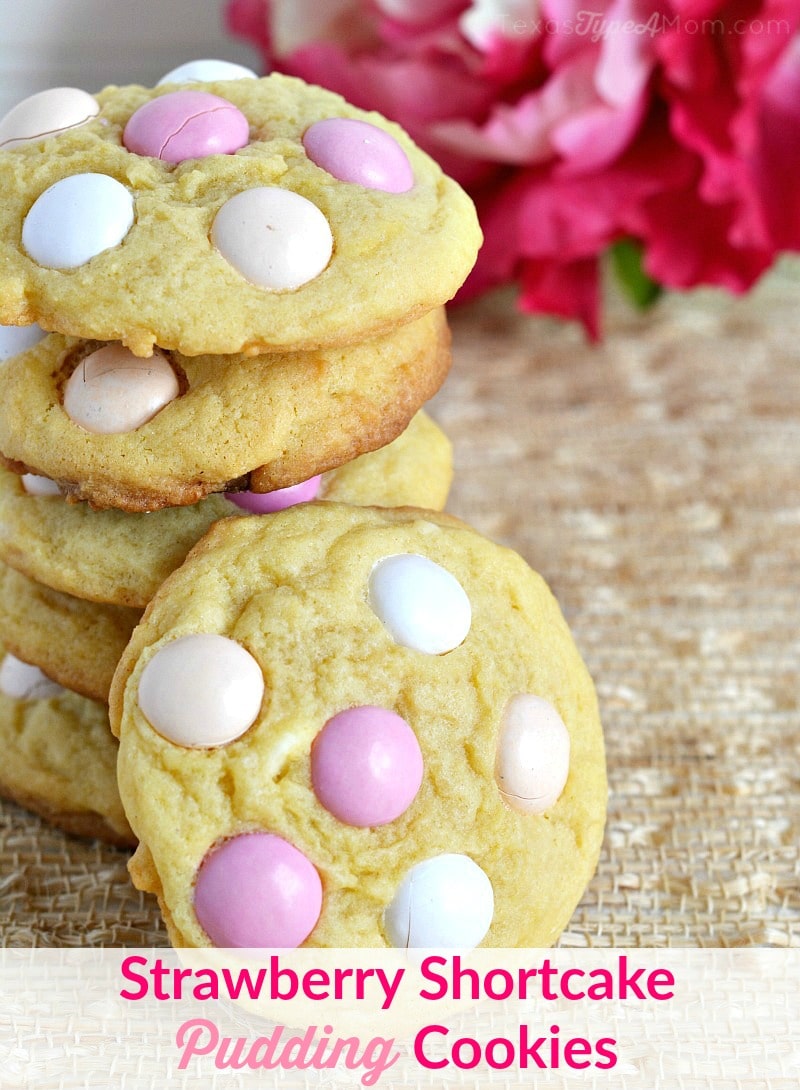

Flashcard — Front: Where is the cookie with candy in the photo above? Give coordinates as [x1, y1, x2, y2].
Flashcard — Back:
[0, 646, 133, 846]
[109, 504, 606, 949]
[0, 311, 449, 511]
[0, 561, 140, 703]
[0, 74, 480, 358]
[0, 412, 451, 607]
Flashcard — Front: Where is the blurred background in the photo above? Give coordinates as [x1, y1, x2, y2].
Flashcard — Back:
[0, 0, 257, 113]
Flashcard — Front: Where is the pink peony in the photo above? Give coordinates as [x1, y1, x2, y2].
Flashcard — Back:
[227, 0, 800, 335]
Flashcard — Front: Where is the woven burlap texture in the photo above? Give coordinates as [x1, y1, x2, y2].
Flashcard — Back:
[1, 264, 798, 948]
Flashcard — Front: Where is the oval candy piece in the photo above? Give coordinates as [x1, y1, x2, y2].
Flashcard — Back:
[123, 90, 250, 164]
[0, 87, 99, 150]
[63, 345, 179, 434]
[158, 59, 259, 85]
[225, 476, 321, 514]
[384, 853, 494, 948]
[0, 323, 45, 363]
[137, 633, 264, 747]
[22, 173, 134, 269]
[495, 694, 571, 814]
[211, 187, 333, 291]
[193, 832, 322, 948]
[0, 653, 65, 701]
[311, 706, 423, 827]
[21, 473, 61, 496]
[303, 117, 414, 193]
[368, 553, 471, 654]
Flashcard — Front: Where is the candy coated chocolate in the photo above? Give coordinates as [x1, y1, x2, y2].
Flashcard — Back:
[384, 853, 494, 948]
[225, 476, 321, 513]
[137, 633, 264, 747]
[495, 694, 571, 815]
[0, 87, 99, 150]
[21, 473, 61, 496]
[368, 553, 471, 655]
[211, 187, 333, 291]
[123, 91, 249, 164]
[158, 59, 258, 85]
[193, 832, 322, 947]
[303, 117, 414, 193]
[311, 706, 423, 826]
[63, 345, 179, 434]
[0, 323, 44, 363]
[22, 173, 133, 269]
[0, 653, 65, 701]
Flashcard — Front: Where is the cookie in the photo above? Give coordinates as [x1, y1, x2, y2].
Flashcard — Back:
[0, 310, 450, 511]
[0, 562, 140, 702]
[0, 411, 452, 607]
[109, 504, 606, 949]
[0, 647, 133, 846]
[0, 75, 481, 357]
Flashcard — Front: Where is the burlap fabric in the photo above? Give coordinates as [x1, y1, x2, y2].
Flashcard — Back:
[1, 265, 798, 948]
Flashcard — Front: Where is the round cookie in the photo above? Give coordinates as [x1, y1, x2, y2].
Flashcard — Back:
[109, 504, 606, 949]
[0, 310, 450, 511]
[0, 562, 140, 702]
[0, 647, 133, 846]
[0, 74, 481, 357]
[0, 411, 452, 607]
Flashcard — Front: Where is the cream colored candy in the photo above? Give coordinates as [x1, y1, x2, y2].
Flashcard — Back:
[21, 473, 61, 496]
[384, 853, 494, 948]
[0, 87, 99, 150]
[138, 633, 264, 747]
[0, 652, 65, 701]
[495, 694, 570, 815]
[368, 553, 471, 654]
[63, 345, 179, 433]
[211, 187, 333, 291]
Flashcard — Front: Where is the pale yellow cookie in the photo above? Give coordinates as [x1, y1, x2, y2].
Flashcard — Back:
[0, 310, 450, 511]
[0, 411, 451, 607]
[0, 75, 481, 357]
[0, 646, 133, 846]
[110, 504, 606, 950]
[0, 563, 140, 702]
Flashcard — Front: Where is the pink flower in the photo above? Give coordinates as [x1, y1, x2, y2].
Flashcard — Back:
[227, 0, 800, 335]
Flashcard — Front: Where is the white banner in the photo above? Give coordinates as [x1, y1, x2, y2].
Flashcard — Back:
[2, 949, 798, 1088]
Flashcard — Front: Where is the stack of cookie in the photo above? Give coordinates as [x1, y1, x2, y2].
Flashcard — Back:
[0, 66, 475, 847]
[0, 64, 606, 949]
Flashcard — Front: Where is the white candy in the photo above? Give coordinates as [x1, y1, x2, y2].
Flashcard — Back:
[0, 323, 45, 363]
[211, 187, 333, 291]
[63, 345, 179, 434]
[495, 694, 570, 815]
[21, 473, 61, 497]
[0, 654, 65, 701]
[368, 553, 471, 655]
[384, 854, 494, 948]
[158, 59, 259, 84]
[22, 173, 134, 269]
[138, 633, 264, 747]
[0, 87, 99, 150]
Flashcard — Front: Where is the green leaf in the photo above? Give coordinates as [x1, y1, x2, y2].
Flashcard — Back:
[610, 239, 662, 308]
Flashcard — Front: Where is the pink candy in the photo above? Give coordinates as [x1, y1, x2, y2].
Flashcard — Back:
[303, 118, 414, 193]
[193, 832, 322, 948]
[225, 476, 322, 514]
[311, 706, 423, 826]
[123, 91, 249, 163]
